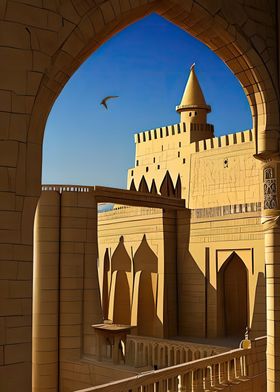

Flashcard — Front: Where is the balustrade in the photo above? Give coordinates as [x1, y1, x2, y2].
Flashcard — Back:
[125, 335, 226, 370]
[74, 337, 266, 392]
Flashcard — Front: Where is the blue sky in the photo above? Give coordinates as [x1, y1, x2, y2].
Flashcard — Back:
[42, 13, 252, 188]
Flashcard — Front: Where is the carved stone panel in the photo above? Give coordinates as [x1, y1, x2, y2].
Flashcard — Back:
[264, 167, 278, 209]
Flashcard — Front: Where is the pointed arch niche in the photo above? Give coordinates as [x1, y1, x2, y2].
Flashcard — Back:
[217, 252, 248, 338]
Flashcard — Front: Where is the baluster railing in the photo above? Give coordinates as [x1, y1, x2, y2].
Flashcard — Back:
[125, 335, 227, 370]
[74, 338, 266, 392]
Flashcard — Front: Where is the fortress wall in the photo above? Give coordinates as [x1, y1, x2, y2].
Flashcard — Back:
[129, 123, 214, 199]
[190, 129, 254, 153]
[98, 206, 178, 338]
[128, 128, 260, 209]
[99, 206, 265, 342]
[134, 123, 214, 144]
[177, 210, 265, 339]
[128, 128, 191, 200]
[134, 123, 185, 144]
[189, 139, 262, 209]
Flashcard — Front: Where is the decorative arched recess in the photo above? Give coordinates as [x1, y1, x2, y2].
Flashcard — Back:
[217, 252, 248, 338]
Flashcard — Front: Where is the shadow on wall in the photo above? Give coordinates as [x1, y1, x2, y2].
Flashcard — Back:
[103, 235, 162, 337]
[177, 210, 265, 340]
[130, 171, 182, 199]
[108, 236, 132, 325]
[101, 211, 265, 341]
[251, 272, 266, 339]
[162, 210, 179, 337]
[102, 249, 110, 319]
[177, 210, 216, 338]
[132, 235, 162, 337]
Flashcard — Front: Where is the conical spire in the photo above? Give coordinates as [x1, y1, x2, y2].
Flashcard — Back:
[176, 64, 211, 114]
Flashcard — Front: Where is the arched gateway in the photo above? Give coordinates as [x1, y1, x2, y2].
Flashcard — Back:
[0, 1, 279, 392]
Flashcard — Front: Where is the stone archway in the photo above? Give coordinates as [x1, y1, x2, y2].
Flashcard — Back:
[0, 1, 279, 391]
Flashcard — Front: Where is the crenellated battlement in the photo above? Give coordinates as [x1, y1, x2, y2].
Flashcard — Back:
[134, 122, 214, 143]
[190, 129, 254, 153]
[134, 124, 254, 154]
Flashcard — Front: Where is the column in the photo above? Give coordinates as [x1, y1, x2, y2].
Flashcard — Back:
[32, 192, 60, 392]
[262, 164, 280, 391]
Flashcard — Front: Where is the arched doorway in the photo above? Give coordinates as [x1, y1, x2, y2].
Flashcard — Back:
[218, 253, 248, 338]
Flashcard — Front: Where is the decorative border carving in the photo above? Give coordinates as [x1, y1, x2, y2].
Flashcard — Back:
[264, 167, 277, 209]
[191, 202, 261, 219]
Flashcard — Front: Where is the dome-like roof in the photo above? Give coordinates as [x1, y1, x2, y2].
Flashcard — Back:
[176, 64, 211, 113]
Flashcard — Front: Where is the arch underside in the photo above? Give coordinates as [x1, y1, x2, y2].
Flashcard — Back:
[28, 0, 279, 191]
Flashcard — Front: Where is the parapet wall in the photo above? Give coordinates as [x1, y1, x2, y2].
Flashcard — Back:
[134, 122, 214, 143]
[190, 129, 254, 153]
[133, 124, 253, 153]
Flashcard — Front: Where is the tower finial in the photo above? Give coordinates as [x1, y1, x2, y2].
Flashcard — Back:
[176, 64, 211, 115]
[175, 65, 214, 141]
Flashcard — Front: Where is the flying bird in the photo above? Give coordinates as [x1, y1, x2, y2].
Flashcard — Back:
[100, 95, 119, 109]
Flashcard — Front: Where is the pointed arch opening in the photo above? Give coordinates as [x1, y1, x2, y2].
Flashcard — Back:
[218, 252, 248, 338]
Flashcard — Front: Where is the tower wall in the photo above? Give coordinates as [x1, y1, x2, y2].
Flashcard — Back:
[189, 130, 263, 209]
[128, 127, 262, 210]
